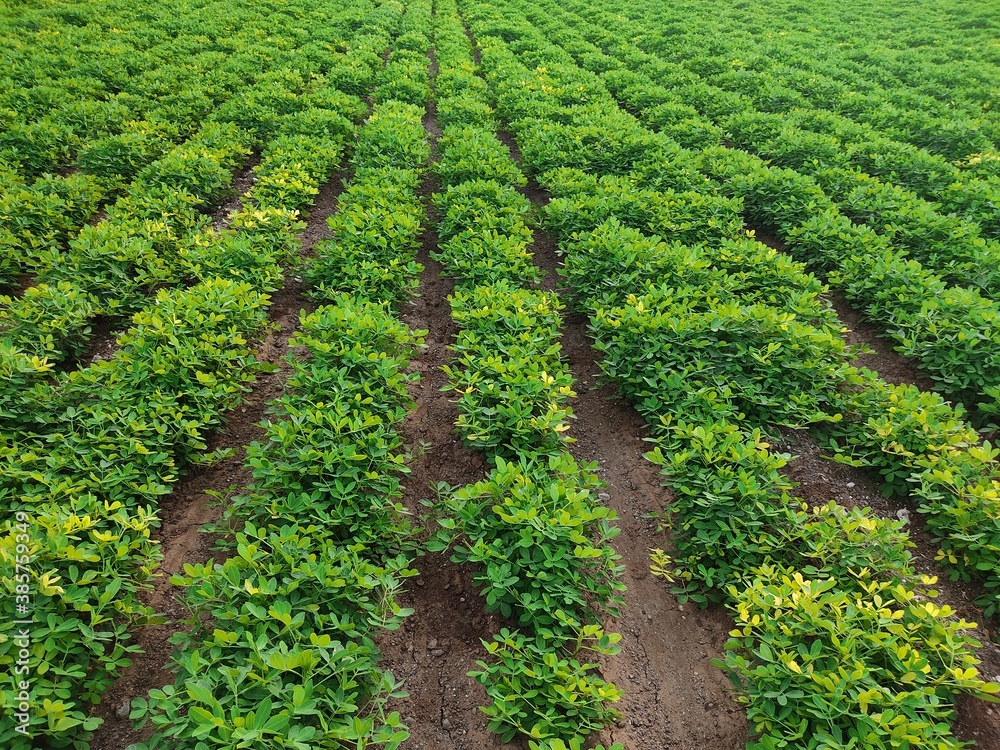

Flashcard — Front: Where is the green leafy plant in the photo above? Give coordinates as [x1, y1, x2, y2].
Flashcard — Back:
[720, 566, 999, 750]
[472, 629, 622, 744]
[428, 452, 623, 638]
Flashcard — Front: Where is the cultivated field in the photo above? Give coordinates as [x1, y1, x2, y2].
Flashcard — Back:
[1, 0, 1000, 748]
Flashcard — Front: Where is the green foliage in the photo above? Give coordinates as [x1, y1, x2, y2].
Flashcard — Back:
[350, 101, 431, 172]
[0, 172, 105, 280]
[309, 99, 428, 305]
[437, 92, 497, 129]
[464, 10, 1000, 750]
[179, 209, 302, 292]
[429, 453, 623, 637]
[721, 566, 997, 750]
[444, 284, 575, 455]
[308, 171, 424, 304]
[789, 212, 1000, 417]
[543, 177, 744, 246]
[373, 50, 431, 106]
[0, 277, 268, 747]
[438, 197, 532, 287]
[472, 629, 622, 744]
[434, 178, 532, 240]
[0, 282, 99, 361]
[428, 11, 625, 745]
[132, 298, 423, 749]
[250, 134, 343, 209]
[75, 131, 170, 187]
[434, 125, 526, 187]
[230, 300, 423, 553]
[121, 8, 430, 746]
[592, 287, 851, 428]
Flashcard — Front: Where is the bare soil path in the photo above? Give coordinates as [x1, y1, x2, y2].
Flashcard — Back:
[529, 217, 751, 749]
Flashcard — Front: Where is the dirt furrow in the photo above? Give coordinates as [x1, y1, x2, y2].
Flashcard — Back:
[376, 232, 510, 750]
[67, 154, 267, 372]
[377, 48, 518, 748]
[748, 225, 1000, 746]
[532, 221, 750, 749]
[86, 170, 348, 750]
[778, 419, 1000, 746]
[210, 154, 260, 230]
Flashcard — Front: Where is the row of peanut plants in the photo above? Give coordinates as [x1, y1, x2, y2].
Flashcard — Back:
[474, 0, 1000, 627]
[510, 0, 1000, 431]
[628, 0, 1000, 163]
[0, 0, 377, 286]
[421, 4, 624, 749]
[503, 0, 1000, 612]
[555, 0, 1000, 281]
[128, 54, 436, 744]
[459, 3, 1000, 747]
[0, 2, 405, 745]
[558, 0, 1000, 165]
[1, 0, 389, 388]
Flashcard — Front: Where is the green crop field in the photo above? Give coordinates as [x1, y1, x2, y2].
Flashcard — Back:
[1, 0, 999, 747]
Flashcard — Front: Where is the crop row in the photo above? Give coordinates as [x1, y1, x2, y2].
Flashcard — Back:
[473, 0, 1000, 624]
[0, 1, 408, 744]
[0, 0, 388, 288]
[422, 4, 624, 749]
[1, 4, 394, 376]
[569, 0, 1000, 164]
[501, 0, 1000, 610]
[124, 5, 436, 747]
[543, 0, 1000, 292]
[526, 0, 1000, 422]
[498, 0, 1000, 426]
[588, 8, 1000, 243]
[460, 2, 1000, 747]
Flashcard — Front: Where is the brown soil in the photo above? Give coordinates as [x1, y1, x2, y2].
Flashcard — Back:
[824, 289, 939, 393]
[376, 239, 507, 750]
[497, 129, 521, 164]
[564, 315, 751, 750]
[529, 222, 751, 749]
[88, 207, 109, 227]
[496, 113, 750, 746]
[210, 154, 260, 230]
[779, 428, 1000, 748]
[462, 23, 482, 66]
[76, 314, 122, 367]
[376, 65, 514, 750]
[86, 168, 348, 750]
[68, 156, 269, 373]
[6, 272, 36, 297]
[499, 131, 551, 208]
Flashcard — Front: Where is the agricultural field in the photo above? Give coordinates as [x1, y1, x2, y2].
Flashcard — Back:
[1, 0, 1000, 747]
